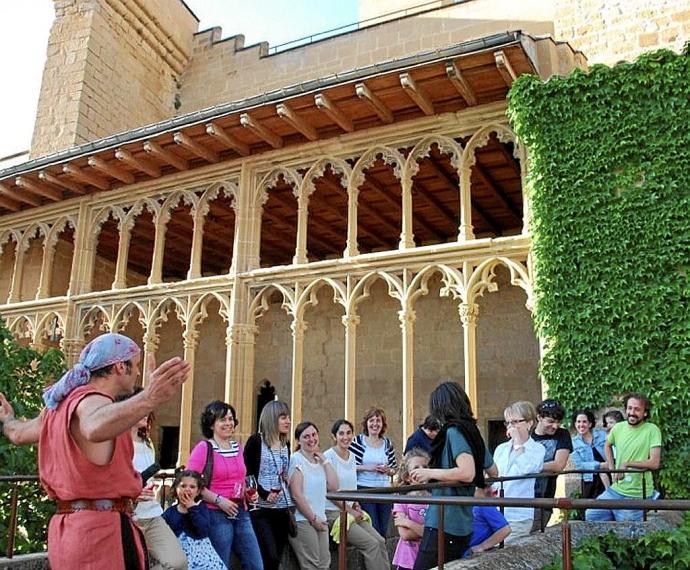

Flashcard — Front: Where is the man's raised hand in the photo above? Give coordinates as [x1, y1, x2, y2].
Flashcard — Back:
[143, 355, 191, 407]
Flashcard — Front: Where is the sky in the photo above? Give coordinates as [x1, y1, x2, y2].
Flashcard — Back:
[0, 0, 358, 159]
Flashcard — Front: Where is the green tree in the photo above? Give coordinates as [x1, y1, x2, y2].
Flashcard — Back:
[0, 317, 66, 554]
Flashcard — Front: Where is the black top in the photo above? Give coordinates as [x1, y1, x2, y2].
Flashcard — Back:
[531, 428, 573, 498]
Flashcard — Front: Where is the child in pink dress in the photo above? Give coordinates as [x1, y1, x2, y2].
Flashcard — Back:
[392, 449, 431, 570]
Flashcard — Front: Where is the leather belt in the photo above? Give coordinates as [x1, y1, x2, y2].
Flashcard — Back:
[56, 498, 134, 515]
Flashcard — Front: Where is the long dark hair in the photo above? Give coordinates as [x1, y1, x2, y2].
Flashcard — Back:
[429, 380, 476, 425]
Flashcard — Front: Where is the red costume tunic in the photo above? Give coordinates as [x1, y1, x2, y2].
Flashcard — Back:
[39, 385, 146, 569]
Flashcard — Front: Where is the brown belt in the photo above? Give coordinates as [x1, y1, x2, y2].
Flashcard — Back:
[56, 498, 134, 515]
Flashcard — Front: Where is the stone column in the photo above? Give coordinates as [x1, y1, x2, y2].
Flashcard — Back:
[148, 211, 170, 285]
[293, 195, 309, 264]
[458, 158, 475, 241]
[112, 219, 134, 289]
[341, 314, 360, 421]
[398, 308, 416, 441]
[345, 188, 359, 257]
[37, 235, 58, 299]
[141, 330, 160, 385]
[225, 323, 259, 434]
[459, 302, 479, 415]
[399, 178, 415, 249]
[178, 329, 198, 465]
[7, 239, 27, 304]
[60, 338, 85, 367]
[187, 208, 206, 280]
[290, 318, 307, 427]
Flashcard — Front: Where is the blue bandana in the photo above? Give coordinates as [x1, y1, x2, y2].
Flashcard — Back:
[43, 333, 141, 409]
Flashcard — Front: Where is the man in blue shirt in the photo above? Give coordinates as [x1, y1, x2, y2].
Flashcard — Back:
[404, 415, 441, 454]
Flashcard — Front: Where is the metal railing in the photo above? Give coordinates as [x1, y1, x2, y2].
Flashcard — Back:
[327, 469, 689, 570]
[0, 475, 41, 558]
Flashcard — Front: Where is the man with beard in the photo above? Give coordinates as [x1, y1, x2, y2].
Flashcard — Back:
[530, 399, 572, 531]
[585, 393, 662, 522]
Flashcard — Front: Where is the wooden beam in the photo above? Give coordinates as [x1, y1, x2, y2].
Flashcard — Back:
[115, 149, 161, 178]
[355, 83, 393, 124]
[445, 60, 477, 106]
[240, 113, 283, 149]
[173, 132, 219, 164]
[38, 171, 87, 194]
[205, 122, 250, 156]
[0, 182, 40, 207]
[425, 156, 501, 233]
[15, 176, 62, 201]
[472, 162, 522, 222]
[276, 103, 318, 141]
[494, 50, 516, 86]
[411, 180, 457, 229]
[143, 141, 189, 171]
[0, 193, 21, 212]
[314, 93, 353, 132]
[88, 156, 135, 184]
[62, 164, 110, 190]
[400, 73, 434, 116]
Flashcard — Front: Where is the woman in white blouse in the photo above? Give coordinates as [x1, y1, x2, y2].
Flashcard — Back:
[324, 419, 389, 569]
[492, 401, 545, 542]
[288, 421, 338, 570]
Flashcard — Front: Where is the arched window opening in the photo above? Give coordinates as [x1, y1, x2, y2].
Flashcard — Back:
[201, 192, 235, 276]
[469, 133, 523, 238]
[410, 144, 460, 247]
[260, 176, 298, 268]
[0, 237, 17, 303]
[356, 157, 401, 254]
[127, 207, 155, 287]
[94, 214, 120, 291]
[162, 199, 193, 282]
[50, 225, 75, 297]
[20, 229, 44, 301]
[306, 166, 347, 261]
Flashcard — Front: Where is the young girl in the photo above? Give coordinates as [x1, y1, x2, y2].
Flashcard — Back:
[162, 470, 226, 570]
[392, 449, 431, 570]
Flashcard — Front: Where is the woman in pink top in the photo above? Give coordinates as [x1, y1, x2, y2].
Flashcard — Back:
[186, 400, 263, 569]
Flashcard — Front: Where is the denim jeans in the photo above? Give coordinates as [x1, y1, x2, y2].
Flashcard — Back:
[207, 508, 264, 570]
[359, 498, 392, 537]
[584, 487, 644, 522]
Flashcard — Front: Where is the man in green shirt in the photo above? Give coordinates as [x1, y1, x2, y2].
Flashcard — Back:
[585, 393, 661, 522]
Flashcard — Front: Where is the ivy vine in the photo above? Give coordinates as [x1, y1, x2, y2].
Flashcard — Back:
[508, 46, 690, 497]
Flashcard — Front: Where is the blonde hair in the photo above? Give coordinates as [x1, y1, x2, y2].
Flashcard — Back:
[258, 400, 290, 447]
[503, 401, 537, 423]
[395, 448, 430, 487]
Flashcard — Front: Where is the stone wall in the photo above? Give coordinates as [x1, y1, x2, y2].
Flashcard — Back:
[0, 242, 15, 302]
[30, 0, 197, 158]
[50, 238, 75, 297]
[19, 238, 43, 302]
[251, 270, 538, 452]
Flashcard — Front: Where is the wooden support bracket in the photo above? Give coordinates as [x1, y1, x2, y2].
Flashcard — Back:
[355, 83, 393, 124]
[314, 93, 353, 132]
[276, 103, 318, 141]
[445, 60, 477, 106]
[143, 141, 189, 171]
[494, 50, 516, 86]
[15, 176, 62, 201]
[38, 171, 86, 194]
[400, 73, 434, 116]
[173, 132, 220, 164]
[206, 122, 250, 156]
[88, 156, 135, 184]
[115, 149, 161, 178]
[62, 164, 110, 190]
[240, 113, 283, 149]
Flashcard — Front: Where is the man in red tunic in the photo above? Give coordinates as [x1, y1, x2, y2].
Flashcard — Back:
[0, 333, 190, 569]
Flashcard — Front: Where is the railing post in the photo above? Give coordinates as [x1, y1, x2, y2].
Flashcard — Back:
[642, 470, 648, 522]
[437, 504, 445, 570]
[6, 482, 20, 558]
[338, 506, 348, 570]
[561, 513, 572, 570]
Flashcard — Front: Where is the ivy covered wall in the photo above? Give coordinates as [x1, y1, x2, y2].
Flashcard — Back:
[508, 47, 690, 497]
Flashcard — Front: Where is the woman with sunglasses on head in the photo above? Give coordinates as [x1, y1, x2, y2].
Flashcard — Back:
[288, 421, 338, 570]
[186, 400, 263, 570]
[491, 401, 545, 542]
[244, 401, 293, 569]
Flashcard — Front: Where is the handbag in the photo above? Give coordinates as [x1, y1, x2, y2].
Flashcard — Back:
[265, 434, 298, 537]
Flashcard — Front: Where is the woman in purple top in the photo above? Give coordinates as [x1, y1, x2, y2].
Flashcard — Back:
[186, 400, 263, 569]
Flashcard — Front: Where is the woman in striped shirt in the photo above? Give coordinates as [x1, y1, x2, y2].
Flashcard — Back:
[350, 406, 398, 537]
